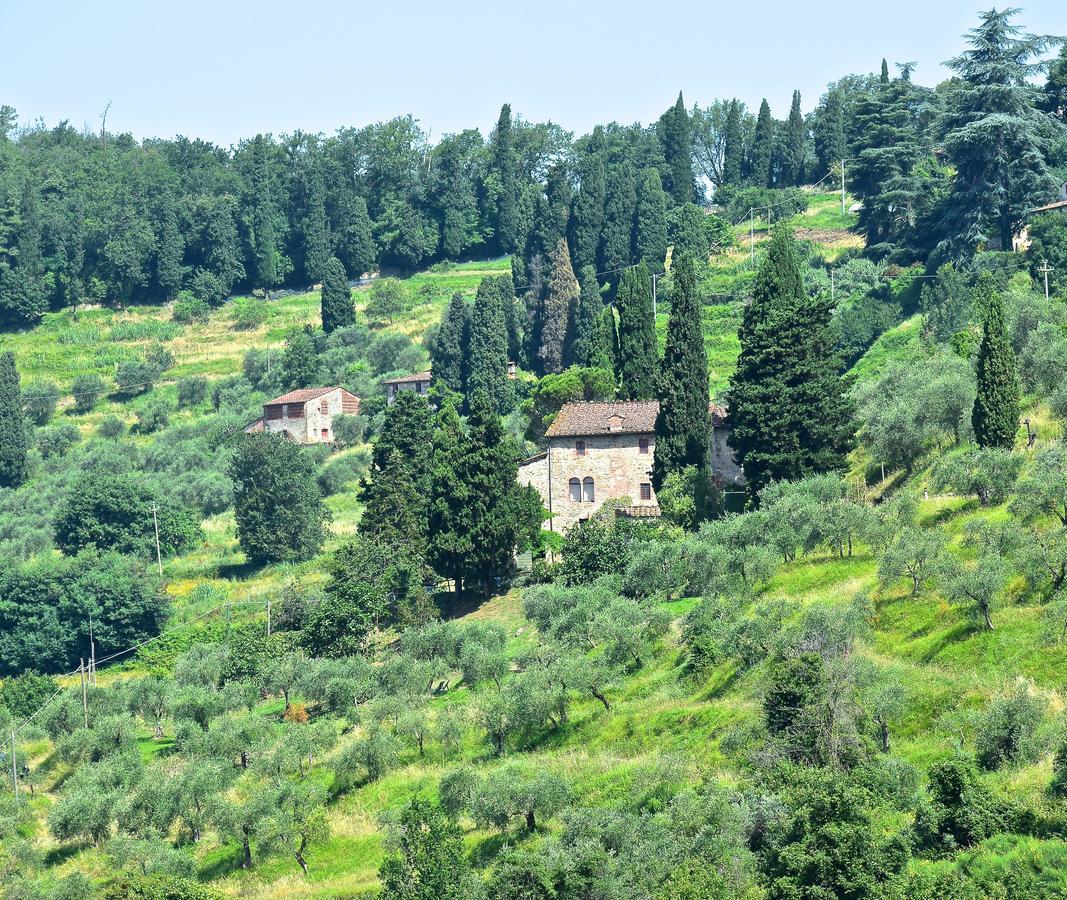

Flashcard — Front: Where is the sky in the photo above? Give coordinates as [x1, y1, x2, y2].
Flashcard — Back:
[4, 0, 1064, 147]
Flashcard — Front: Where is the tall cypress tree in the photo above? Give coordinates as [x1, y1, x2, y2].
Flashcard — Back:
[599, 161, 637, 275]
[971, 275, 1019, 449]
[597, 305, 620, 379]
[722, 100, 744, 187]
[302, 162, 330, 284]
[432, 292, 469, 395]
[569, 265, 603, 369]
[813, 89, 846, 182]
[880, 58, 890, 84]
[615, 263, 658, 400]
[635, 169, 668, 274]
[426, 401, 472, 599]
[249, 134, 282, 292]
[539, 239, 579, 374]
[489, 104, 520, 254]
[466, 276, 509, 411]
[783, 90, 807, 187]
[0, 352, 27, 488]
[570, 155, 606, 274]
[652, 252, 710, 490]
[337, 192, 376, 277]
[156, 192, 183, 299]
[658, 92, 697, 204]
[728, 226, 854, 498]
[748, 99, 774, 187]
[319, 256, 354, 334]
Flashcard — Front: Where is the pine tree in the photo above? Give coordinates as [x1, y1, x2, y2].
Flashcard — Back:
[360, 391, 433, 554]
[783, 90, 807, 187]
[813, 89, 846, 182]
[319, 256, 354, 334]
[156, 193, 183, 299]
[539, 239, 579, 374]
[466, 275, 509, 411]
[635, 169, 668, 273]
[570, 154, 606, 273]
[432, 292, 469, 395]
[249, 134, 282, 292]
[337, 192, 376, 277]
[722, 100, 744, 186]
[569, 265, 604, 369]
[652, 252, 709, 490]
[728, 226, 854, 498]
[971, 275, 1020, 449]
[658, 92, 697, 204]
[599, 161, 637, 275]
[939, 9, 1061, 256]
[0, 351, 28, 488]
[615, 263, 658, 400]
[748, 99, 774, 187]
[302, 163, 330, 283]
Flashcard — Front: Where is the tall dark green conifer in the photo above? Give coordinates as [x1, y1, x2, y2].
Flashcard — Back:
[599, 162, 637, 275]
[635, 169, 668, 273]
[813, 90, 846, 182]
[0, 352, 28, 488]
[615, 263, 658, 400]
[748, 99, 774, 187]
[722, 100, 744, 186]
[570, 155, 606, 274]
[466, 276, 509, 411]
[489, 104, 520, 253]
[337, 192, 376, 277]
[249, 134, 282, 292]
[540, 239, 579, 374]
[783, 90, 807, 186]
[156, 193, 183, 299]
[658, 93, 697, 204]
[971, 276, 1020, 449]
[569, 265, 603, 369]
[426, 402, 471, 599]
[728, 226, 854, 498]
[880, 58, 890, 84]
[432, 292, 469, 395]
[319, 256, 354, 334]
[652, 253, 709, 490]
[301, 162, 330, 283]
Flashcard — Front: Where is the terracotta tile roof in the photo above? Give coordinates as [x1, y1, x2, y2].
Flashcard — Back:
[382, 370, 433, 385]
[264, 387, 336, 406]
[546, 401, 660, 438]
[1029, 199, 1067, 214]
[243, 417, 265, 433]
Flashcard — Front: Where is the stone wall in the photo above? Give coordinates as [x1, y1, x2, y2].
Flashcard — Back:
[711, 424, 744, 486]
[519, 432, 658, 533]
[263, 389, 348, 443]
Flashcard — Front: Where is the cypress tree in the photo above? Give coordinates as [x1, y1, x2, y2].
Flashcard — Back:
[749, 99, 774, 187]
[338, 192, 376, 277]
[302, 162, 330, 283]
[723, 100, 744, 187]
[652, 252, 710, 490]
[597, 305, 620, 378]
[783, 90, 807, 187]
[319, 256, 354, 334]
[569, 265, 603, 369]
[540, 239, 579, 374]
[157, 193, 183, 299]
[615, 263, 658, 400]
[880, 58, 890, 84]
[0, 352, 28, 488]
[971, 275, 1019, 449]
[249, 134, 282, 292]
[599, 161, 637, 275]
[432, 292, 469, 395]
[490, 104, 520, 254]
[426, 401, 472, 599]
[728, 225, 854, 498]
[466, 275, 509, 411]
[635, 169, 668, 273]
[813, 89, 846, 182]
[658, 92, 697, 204]
[570, 154, 606, 274]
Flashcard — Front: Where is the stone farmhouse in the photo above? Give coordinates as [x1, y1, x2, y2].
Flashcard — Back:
[518, 400, 742, 533]
[243, 387, 360, 444]
[383, 371, 433, 404]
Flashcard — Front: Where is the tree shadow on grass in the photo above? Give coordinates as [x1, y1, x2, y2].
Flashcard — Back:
[42, 843, 83, 867]
[216, 560, 265, 581]
[435, 590, 492, 621]
[198, 842, 243, 881]
[919, 621, 975, 663]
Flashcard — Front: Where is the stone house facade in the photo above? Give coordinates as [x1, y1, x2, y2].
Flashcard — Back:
[518, 400, 744, 532]
[383, 371, 432, 404]
[243, 387, 360, 443]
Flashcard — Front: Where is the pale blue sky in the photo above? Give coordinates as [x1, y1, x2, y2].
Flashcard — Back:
[4, 1, 1064, 146]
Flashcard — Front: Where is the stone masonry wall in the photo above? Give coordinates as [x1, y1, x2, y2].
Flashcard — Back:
[264, 389, 344, 443]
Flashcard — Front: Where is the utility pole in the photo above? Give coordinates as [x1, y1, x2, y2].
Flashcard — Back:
[830, 270, 835, 304]
[266, 596, 272, 638]
[749, 208, 754, 267]
[840, 159, 846, 216]
[1038, 260, 1053, 300]
[80, 660, 89, 728]
[89, 613, 97, 686]
[150, 502, 163, 576]
[9, 731, 17, 802]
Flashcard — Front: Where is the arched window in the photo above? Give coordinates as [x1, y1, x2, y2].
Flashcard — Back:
[582, 477, 595, 503]
[568, 478, 581, 502]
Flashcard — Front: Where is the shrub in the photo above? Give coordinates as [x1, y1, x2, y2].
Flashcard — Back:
[144, 342, 175, 373]
[231, 296, 268, 330]
[975, 683, 1046, 770]
[136, 396, 172, 433]
[365, 278, 409, 325]
[913, 756, 1009, 854]
[191, 269, 227, 305]
[0, 670, 58, 719]
[97, 415, 126, 439]
[171, 290, 211, 323]
[114, 359, 159, 396]
[35, 422, 82, 459]
[176, 376, 209, 408]
[71, 373, 106, 413]
[317, 450, 370, 496]
[22, 379, 59, 425]
[331, 413, 365, 446]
